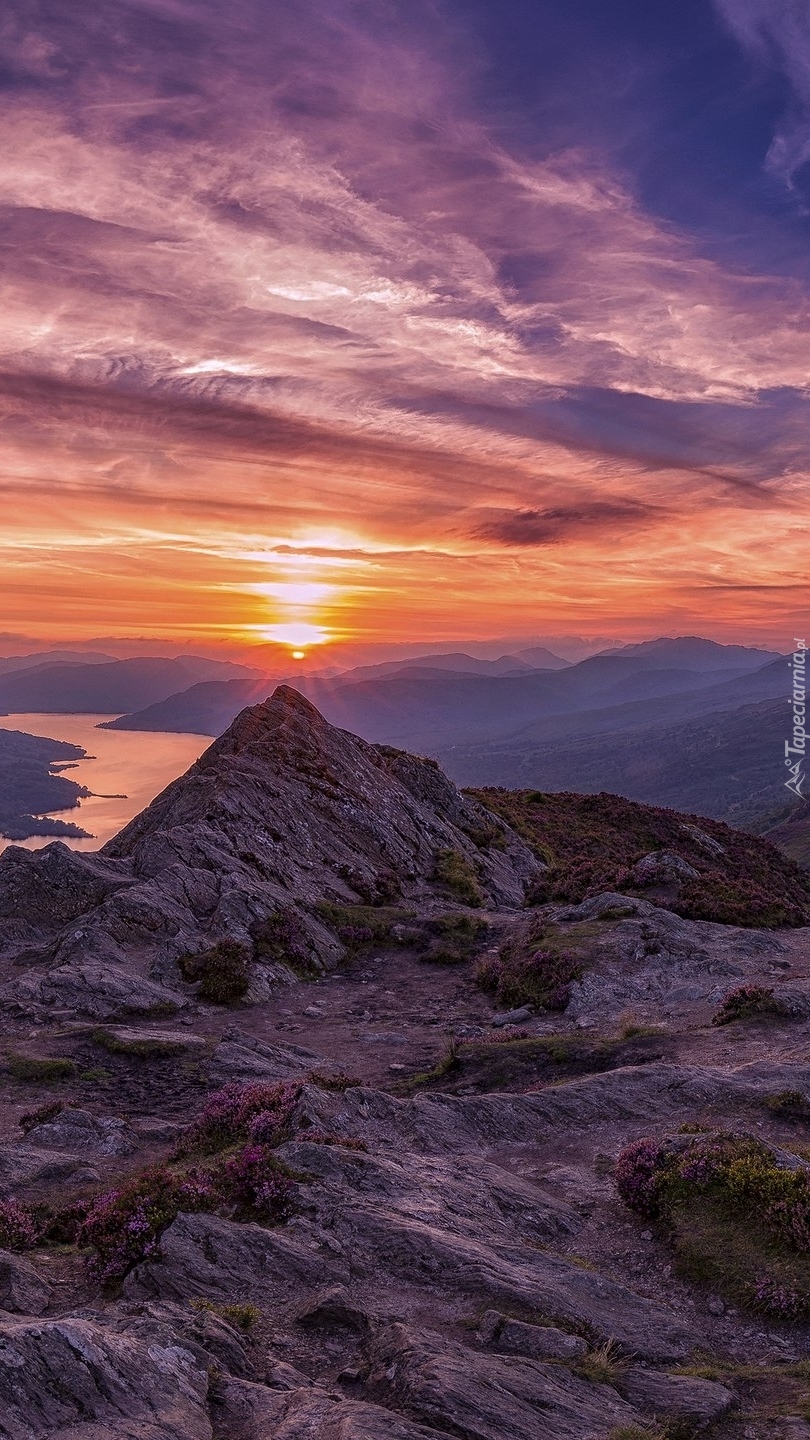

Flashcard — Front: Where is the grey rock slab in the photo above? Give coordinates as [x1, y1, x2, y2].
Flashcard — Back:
[22, 1109, 137, 1157]
[0, 1316, 211, 1439]
[320, 1202, 695, 1362]
[123, 1211, 344, 1306]
[366, 1323, 644, 1440]
[0, 1253, 51, 1316]
[215, 1378, 449, 1440]
[479, 1311, 587, 1360]
[0, 1146, 102, 1189]
[3, 963, 184, 1021]
[622, 1365, 735, 1425]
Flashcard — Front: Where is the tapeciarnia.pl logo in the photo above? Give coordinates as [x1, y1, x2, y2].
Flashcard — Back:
[785, 638, 807, 799]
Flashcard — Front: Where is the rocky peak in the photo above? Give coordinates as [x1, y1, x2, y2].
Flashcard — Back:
[0, 689, 538, 1018]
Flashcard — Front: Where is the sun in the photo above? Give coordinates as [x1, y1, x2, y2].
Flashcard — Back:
[292, 650, 306, 660]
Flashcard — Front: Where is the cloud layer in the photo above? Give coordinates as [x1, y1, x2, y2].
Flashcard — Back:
[0, 0, 808, 648]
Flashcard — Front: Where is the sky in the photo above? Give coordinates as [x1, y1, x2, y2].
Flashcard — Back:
[1, 0, 809, 658]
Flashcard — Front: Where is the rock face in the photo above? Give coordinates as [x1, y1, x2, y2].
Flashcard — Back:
[1, 684, 810, 1437]
[0, 688, 537, 1017]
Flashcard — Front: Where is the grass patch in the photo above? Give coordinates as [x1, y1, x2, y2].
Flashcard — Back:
[433, 848, 484, 907]
[616, 1130, 810, 1318]
[576, 1338, 626, 1386]
[418, 912, 489, 965]
[91, 1028, 189, 1058]
[7, 1054, 75, 1083]
[315, 902, 414, 955]
[469, 788, 810, 927]
[192, 1299, 261, 1332]
[179, 940, 251, 1004]
[763, 1089, 810, 1120]
[397, 1030, 670, 1095]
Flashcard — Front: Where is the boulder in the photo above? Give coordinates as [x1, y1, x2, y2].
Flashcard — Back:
[0, 1253, 51, 1316]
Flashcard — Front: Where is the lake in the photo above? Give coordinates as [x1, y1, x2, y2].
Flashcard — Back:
[0, 714, 214, 854]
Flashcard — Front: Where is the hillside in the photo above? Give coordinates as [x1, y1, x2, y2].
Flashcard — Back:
[0, 727, 91, 840]
[444, 696, 791, 827]
[3, 693, 810, 1436]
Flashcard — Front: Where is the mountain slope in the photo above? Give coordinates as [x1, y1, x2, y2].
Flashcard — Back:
[442, 696, 792, 827]
[0, 687, 536, 1017]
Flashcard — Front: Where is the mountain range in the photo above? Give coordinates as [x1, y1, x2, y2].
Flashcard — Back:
[97, 637, 795, 830]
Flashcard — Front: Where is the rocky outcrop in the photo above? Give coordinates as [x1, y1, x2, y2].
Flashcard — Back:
[0, 688, 537, 1017]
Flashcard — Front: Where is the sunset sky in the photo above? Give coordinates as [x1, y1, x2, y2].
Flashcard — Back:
[1, 0, 809, 657]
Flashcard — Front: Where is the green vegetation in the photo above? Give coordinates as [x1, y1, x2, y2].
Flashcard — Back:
[315, 902, 414, 954]
[6, 1054, 76, 1083]
[470, 788, 810, 927]
[617, 1131, 810, 1318]
[418, 912, 489, 964]
[763, 1089, 810, 1120]
[433, 848, 484, 906]
[91, 1028, 190, 1058]
[192, 1299, 261, 1332]
[179, 939, 251, 1004]
[475, 916, 581, 1009]
[397, 1029, 668, 1095]
[711, 984, 787, 1026]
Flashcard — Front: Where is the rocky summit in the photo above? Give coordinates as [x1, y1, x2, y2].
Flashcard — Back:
[0, 692, 810, 1437]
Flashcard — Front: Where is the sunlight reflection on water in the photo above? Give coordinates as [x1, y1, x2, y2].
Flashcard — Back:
[0, 713, 213, 853]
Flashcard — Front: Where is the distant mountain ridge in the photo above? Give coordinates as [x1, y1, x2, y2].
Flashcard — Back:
[0, 655, 265, 715]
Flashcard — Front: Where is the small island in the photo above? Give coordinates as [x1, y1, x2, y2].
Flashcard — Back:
[0, 727, 93, 841]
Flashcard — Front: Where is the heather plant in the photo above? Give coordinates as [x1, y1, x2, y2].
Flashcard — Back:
[251, 906, 318, 975]
[220, 1145, 295, 1220]
[176, 1080, 301, 1157]
[178, 939, 251, 1004]
[616, 1130, 810, 1317]
[315, 902, 413, 955]
[78, 1164, 215, 1282]
[475, 940, 580, 1011]
[0, 1197, 41, 1251]
[470, 787, 810, 927]
[711, 984, 786, 1026]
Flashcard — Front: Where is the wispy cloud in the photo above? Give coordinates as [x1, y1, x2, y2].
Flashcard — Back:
[713, 0, 810, 186]
[0, 0, 807, 646]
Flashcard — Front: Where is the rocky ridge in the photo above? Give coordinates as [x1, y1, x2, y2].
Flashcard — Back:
[0, 692, 809, 1436]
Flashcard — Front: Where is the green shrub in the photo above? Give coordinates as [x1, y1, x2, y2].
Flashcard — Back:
[179, 940, 251, 1004]
[711, 984, 786, 1026]
[433, 849, 484, 906]
[7, 1054, 75, 1083]
[616, 1130, 810, 1318]
[419, 913, 489, 964]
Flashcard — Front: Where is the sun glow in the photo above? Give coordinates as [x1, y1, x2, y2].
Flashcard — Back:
[260, 621, 328, 647]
